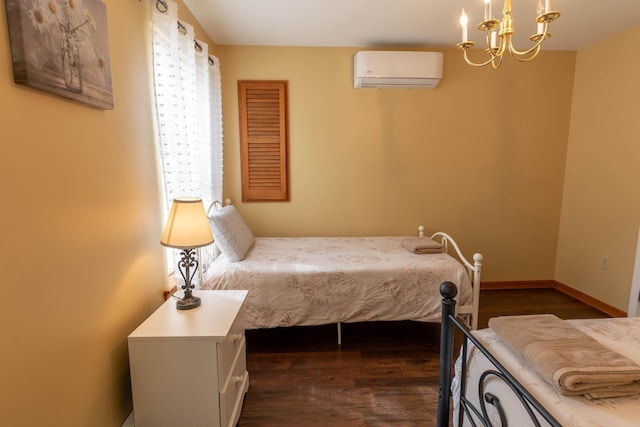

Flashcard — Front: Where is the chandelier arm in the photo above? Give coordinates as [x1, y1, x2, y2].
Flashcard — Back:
[491, 55, 503, 69]
[507, 22, 549, 57]
[484, 31, 498, 58]
[463, 49, 499, 67]
[508, 37, 542, 62]
[495, 34, 508, 57]
[484, 31, 493, 55]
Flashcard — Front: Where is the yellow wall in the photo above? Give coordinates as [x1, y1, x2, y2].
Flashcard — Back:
[0, 0, 211, 425]
[216, 46, 576, 281]
[1, 0, 630, 423]
[556, 24, 640, 310]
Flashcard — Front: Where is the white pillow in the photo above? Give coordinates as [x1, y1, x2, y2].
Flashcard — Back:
[208, 205, 255, 262]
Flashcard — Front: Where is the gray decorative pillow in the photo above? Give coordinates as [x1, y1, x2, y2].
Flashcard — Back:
[209, 205, 255, 262]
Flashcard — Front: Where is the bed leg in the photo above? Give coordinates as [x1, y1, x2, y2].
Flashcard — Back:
[436, 281, 458, 427]
[337, 322, 342, 345]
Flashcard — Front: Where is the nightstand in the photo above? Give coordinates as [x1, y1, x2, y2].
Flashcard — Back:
[128, 290, 249, 427]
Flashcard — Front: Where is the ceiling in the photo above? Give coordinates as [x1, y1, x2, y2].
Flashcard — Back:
[183, 0, 640, 51]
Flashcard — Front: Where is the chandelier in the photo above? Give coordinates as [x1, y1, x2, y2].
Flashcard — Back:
[456, 0, 560, 68]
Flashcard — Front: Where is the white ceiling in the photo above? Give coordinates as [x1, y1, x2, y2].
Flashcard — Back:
[183, 0, 640, 51]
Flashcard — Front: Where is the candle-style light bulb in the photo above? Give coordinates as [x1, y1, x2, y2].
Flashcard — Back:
[536, 0, 544, 34]
[484, 0, 492, 20]
[460, 9, 468, 42]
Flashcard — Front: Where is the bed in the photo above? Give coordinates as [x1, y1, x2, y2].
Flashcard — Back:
[196, 202, 483, 341]
[436, 282, 640, 427]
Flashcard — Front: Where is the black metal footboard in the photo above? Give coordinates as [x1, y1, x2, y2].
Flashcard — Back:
[436, 282, 561, 427]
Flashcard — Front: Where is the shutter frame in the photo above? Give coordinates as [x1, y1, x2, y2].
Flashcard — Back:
[238, 80, 289, 201]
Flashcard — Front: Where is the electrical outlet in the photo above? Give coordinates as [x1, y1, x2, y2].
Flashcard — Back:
[601, 256, 610, 270]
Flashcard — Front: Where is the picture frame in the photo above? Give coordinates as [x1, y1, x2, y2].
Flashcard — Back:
[5, 0, 114, 110]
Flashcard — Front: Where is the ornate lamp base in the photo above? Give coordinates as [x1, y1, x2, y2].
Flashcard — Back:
[174, 247, 202, 310]
[176, 293, 201, 310]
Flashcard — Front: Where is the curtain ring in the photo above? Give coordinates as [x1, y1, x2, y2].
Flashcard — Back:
[177, 21, 187, 35]
[208, 56, 215, 66]
[156, 0, 168, 13]
[194, 40, 203, 52]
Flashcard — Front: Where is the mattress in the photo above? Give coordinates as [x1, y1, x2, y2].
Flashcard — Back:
[200, 236, 472, 329]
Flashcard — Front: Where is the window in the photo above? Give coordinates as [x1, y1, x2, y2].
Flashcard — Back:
[150, 0, 223, 271]
[238, 80, 288, 202]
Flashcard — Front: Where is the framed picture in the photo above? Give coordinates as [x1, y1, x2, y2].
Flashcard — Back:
[5, 0, 114, 110]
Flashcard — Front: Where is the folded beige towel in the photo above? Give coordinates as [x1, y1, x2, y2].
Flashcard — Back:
[489, 314, 640, 399]
[401, 237, 442, 254]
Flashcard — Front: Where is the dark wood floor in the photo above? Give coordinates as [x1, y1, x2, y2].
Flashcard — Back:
[237, 289, 610, 426]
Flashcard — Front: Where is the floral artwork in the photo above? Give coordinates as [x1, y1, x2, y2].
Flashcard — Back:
[5, 0, 113, 109]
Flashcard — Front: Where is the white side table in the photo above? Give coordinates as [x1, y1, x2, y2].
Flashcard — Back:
[128, 290, 249, 427]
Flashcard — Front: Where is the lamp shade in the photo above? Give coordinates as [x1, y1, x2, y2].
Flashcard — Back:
[161, 197, 214, 249]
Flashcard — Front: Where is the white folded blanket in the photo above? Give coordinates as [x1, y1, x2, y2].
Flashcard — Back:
[401, 237, 442, 254]
[489, 314, 640, 399]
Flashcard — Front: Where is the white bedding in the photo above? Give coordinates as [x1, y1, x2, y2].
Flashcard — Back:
[453, 317, 640, 427]
[200, 236, 472, 329]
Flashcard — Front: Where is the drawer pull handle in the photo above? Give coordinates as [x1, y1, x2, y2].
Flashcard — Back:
[233, 374, 246, 384]
[231, 333, 243, 342]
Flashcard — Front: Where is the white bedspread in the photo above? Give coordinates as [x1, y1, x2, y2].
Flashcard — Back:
[200, 236, 472, 329]
[453, 317, 640, 427]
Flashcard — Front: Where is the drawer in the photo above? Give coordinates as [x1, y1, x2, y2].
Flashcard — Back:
[219, 336, 248, 427]
[217, 310, 245, 384]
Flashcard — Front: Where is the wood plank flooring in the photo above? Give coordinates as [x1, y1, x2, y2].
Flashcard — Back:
[238, 288, 611, 426]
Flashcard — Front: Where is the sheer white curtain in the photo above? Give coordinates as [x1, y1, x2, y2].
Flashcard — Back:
[209, 51, 223, 202]
[150, 0, 223, 271]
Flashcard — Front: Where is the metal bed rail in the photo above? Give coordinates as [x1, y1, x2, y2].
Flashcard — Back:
[436, 281, 561, 427]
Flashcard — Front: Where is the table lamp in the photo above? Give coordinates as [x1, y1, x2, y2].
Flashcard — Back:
[161, 197, 214, 310]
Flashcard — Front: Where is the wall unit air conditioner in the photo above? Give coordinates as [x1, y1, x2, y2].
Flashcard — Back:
[354, 51, 443, 89]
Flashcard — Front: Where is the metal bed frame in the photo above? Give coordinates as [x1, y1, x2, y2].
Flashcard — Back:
[436, 281, 561, 427]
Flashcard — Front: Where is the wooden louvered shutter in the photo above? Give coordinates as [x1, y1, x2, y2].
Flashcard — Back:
[238, 80, 289, 201]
